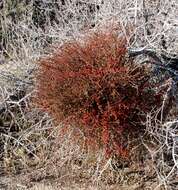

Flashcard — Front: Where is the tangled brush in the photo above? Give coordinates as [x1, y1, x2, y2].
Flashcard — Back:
[35, 27, 163, 158]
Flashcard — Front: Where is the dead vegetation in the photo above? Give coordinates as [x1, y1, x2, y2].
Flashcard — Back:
[0, 0, 178, 190]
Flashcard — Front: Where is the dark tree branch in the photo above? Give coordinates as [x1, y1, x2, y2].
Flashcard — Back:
[128, 48, 178, 75]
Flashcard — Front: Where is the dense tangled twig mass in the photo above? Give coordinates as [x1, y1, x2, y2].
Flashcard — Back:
[36, 28, 164, 157]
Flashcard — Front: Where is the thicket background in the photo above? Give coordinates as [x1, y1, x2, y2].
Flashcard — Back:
[0, 0, 178, 190]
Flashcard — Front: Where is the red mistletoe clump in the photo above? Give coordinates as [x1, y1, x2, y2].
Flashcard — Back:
[35, 28, 163, 157]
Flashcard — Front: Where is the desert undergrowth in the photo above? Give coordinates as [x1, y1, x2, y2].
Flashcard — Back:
[0, 0, 178, 189]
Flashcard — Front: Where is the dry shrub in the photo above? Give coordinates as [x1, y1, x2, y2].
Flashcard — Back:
[35, 27, 163, 158]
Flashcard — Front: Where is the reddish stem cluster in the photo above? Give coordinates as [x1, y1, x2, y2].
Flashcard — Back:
[35, 29, 163, 157]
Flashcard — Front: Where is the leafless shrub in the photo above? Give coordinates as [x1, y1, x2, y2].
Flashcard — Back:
[143, 108, 178, 189]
